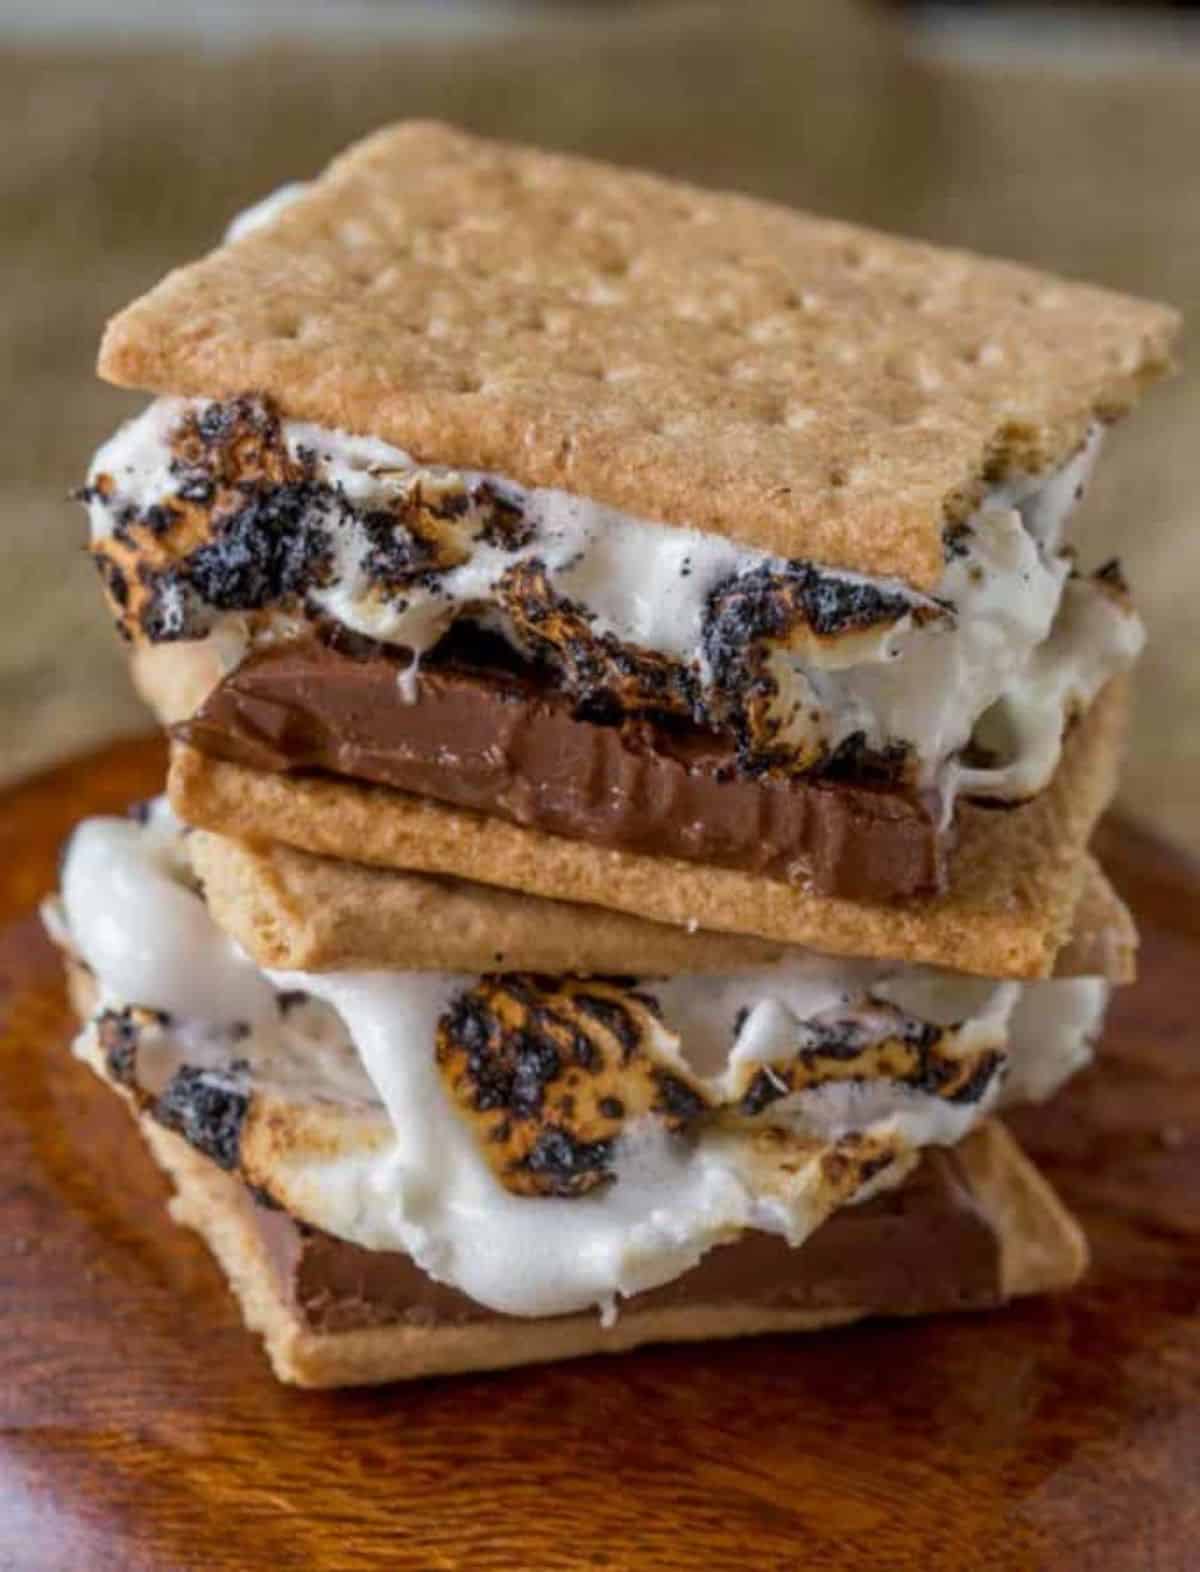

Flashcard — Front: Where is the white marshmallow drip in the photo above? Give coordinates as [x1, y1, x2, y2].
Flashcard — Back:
[86, 403, 1136, 806]
[51, 806, 1108, 1318]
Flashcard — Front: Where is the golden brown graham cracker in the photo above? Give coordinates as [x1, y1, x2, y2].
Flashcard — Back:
[140, 1118, 1086, 1387]
[98, 121, 1178, 589]
[190, 825, 1133, 983]
[1054, 860, 1137, 984]
[170, 678, 1129, 981]
[189, 828, 798, 975]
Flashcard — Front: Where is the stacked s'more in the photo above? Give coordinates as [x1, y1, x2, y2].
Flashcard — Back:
[47, 124, 1178, 1386]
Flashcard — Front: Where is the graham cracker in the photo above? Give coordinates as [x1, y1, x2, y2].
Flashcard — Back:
[190, 828, 794, 975]
[139, 1117, 1085, 1387]
[98, 121, 1178, 589]
[1053, 861, 1137, 984]
[190, 824, 1132, 982]
[170, 678, 1128, 980]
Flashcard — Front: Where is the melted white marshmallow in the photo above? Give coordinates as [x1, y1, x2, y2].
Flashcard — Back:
[61, 803, 275, 1027]
[225, 182, 309, 243]
[266, 967, 790, 1316]
[52, 808, 1108, 1318]
[1002, 975, 1109, 1105]
[953, 576, 1144, 801]
[86, 400, 1138, 805]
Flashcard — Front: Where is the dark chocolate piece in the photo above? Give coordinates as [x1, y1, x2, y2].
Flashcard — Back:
[250, 1145, 1002, 1334]
[179, 637, 947, 902]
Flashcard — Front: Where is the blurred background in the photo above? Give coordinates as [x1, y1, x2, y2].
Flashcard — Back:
[3, 0, 1197, 850]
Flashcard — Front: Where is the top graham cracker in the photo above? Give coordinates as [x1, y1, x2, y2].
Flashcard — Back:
[98, 121, 1180, 588]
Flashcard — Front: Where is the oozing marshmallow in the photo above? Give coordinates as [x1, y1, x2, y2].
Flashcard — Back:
[49, 806, 1109, 1319]
[84, 397, 1139, 811]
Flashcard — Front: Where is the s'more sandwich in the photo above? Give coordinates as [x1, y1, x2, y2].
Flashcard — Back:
[45, 802, 1132, 1386]
[53, 122, 1175, 1385]
[79, 122, 1177, 961]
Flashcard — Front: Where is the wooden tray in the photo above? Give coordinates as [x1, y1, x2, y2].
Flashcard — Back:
[2, 739, 1198, 1572]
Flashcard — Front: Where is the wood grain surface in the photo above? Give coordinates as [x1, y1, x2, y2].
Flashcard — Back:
[1, 738, 1198, 1572]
